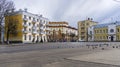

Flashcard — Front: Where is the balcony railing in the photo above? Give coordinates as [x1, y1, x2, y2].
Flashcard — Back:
[23, 30, 28, 34]
[39, 24, 43, 26]
[32, 26, 37, 29]
[43, 23, 46, 26]
[23, 23, 28, 27]
[23, 18, 28, 21]
[32, 20, 36, 24]
[32, 31, 37, 34]
[46, 28, 50, 31]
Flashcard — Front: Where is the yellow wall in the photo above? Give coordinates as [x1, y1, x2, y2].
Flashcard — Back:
[116, 26, 120, 41]
[5, 14, 23, 42]
[78, 20, 97, 41]
[94, 27, 108, 41]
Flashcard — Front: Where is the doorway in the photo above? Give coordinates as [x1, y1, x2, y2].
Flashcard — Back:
[111, 36, 114, 41]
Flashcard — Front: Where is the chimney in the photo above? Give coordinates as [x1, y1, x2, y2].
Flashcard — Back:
[91, 18, 93, 21]
[19, 9, 22, 11]
[88, 18, 90, 20]
[11, 8, 15, 12]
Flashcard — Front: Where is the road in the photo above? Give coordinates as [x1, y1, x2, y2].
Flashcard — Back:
[0, 42, 119, 67]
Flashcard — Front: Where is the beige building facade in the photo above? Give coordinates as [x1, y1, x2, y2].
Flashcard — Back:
[48, 22, 78, 42]
[78, 18, 98, 41]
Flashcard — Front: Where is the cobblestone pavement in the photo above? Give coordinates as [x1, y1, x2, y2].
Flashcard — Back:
[0, 42, 120, 67]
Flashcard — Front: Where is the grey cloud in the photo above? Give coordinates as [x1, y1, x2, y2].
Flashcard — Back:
[13, 0, 120, 27]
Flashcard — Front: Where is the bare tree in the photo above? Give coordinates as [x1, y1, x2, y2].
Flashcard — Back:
[5, 18, 18, 44]
[0, 0, 15, 43]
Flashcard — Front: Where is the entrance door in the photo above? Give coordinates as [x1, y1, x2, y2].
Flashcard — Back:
[111, 36, 114, 41]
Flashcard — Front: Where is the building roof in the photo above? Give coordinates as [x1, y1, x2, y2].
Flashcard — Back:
[94, 21, 120, 28]
[49, 21, 68, 24]
[5, 9, 49, 20]
[67, 26, 77, 30]
[78, 18, 98, 23]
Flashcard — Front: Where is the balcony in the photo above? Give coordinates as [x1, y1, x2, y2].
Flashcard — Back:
[40, 32, 45, 34]
[23, 18, 28, 21]
[23, 30, 28, 34]
[46, 28, 50, 31]
[46, 32, 50, 35]
[32, 20, 36, 24]
[32, 26, 37, 29]
[23, 23, 28, 27]
[43, 23, 46, 26]
[40, 27, 44, 30]
[39, 23, 43, 26]
[32, 31, 37, 34]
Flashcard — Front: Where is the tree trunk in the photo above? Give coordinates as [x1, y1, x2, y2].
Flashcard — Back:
[6, 30, 9, 44]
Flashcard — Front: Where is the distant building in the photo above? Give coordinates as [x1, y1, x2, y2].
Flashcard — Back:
[88, 21, 120, 42]
[4, 9, 49, 43]
[78, 18, 98, 41]
[48, 22, 78, 42]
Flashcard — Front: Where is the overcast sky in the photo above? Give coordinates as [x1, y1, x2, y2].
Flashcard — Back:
[12, 0, 120, 27]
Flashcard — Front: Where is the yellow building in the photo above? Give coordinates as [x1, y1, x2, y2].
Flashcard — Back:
[48, 22, 78, 42]
[88, 21, 120, 42]
[78, 18, 97, 41]
[93, 24, 108, 41]
[4, 9, 49, 43]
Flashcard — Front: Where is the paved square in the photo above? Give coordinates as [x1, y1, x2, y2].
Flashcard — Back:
[68, 49, 120, 66]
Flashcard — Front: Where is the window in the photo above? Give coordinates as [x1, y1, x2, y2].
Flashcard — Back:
[90, 31, 92, 34]
[24, 15, 26, 18]
[100, 30, 102, 33]
[40, 20, 42, 23]
[110, 29, 114, 33]
[106, 29, 108, 33]
[86, 23, 89, 26]
[29, 35, 31, 40]
[103, 30, 105, 33]
[37, 19, 39, 22]
[94, 30, 96, 34]
[24, 27, 27, 31]
[106, 36, 108, 39]
[29, 17, 31, 20]
[97, 30, 99, 33]
[37, 30, 39, 32]
[29, 28, 31, 32]
[28, 23, 31, 26]
[24, 22, 27, 25]
[33, 18, 35, 20]
[37, 24, 39, 27]
[117, 29, 119, 32]
[24, 34, 27, 40]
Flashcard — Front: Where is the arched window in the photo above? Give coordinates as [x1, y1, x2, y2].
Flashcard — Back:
[110, 29, 114, 33]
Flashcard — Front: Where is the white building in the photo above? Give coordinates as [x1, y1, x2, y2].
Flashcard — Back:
[4, 9, 49, 43]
